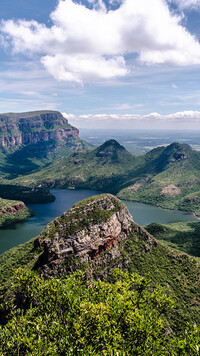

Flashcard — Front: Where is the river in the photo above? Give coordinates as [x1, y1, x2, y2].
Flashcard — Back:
[0, 188, 197, 255]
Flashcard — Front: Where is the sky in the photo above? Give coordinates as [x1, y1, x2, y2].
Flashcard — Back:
[1, 0, 200, 129]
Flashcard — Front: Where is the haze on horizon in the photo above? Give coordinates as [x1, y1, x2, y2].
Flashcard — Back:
[0, 0, 200, 130]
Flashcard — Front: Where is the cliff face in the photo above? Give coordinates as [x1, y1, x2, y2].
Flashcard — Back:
[0, 111, 79, 147]
[33, 194, 156, 275]
[0, 110, 91, 178]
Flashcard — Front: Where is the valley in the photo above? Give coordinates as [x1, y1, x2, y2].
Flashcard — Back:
[14, 138, 200, 217]
[0, 188, 197, 255]
[1, 193, 200, 354]
[1, 111, 200, 354]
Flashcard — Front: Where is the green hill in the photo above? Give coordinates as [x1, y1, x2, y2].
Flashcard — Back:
[145, 221, 200, 257]
[1, 194, 200, 354]
[16, 140, 200, 216]
[0, 197, 32, 227]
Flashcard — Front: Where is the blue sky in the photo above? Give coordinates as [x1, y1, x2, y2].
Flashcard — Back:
[1, 0, 200, 129]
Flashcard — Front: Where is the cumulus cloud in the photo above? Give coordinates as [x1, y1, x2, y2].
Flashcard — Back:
[170, 0, 200, 9]
[62, 110, 200, 129]
[1, 0, 200, 83]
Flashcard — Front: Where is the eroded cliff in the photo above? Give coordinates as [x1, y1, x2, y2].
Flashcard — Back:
[0, 110, 91, 178]
[33, 194, 156, 275]
[0, 111, 78, 147]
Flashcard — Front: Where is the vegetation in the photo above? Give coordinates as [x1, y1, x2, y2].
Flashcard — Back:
[1, 193, 200, 354]
[0, 110, 92, 180]
[145, 221, 200, 257]
[0, 183, 55, 203]
[15, 140, 200, 216]
[0, 197, 32, 228]
[1, 268, 200, 355]
[1, 215, 200, 332]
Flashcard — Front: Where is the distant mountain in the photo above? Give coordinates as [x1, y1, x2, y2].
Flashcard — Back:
[119, 142, 200, 215]
[16, 139, 138, 193]
[0, 110, 92, 179]
[16, 139, 200, 215]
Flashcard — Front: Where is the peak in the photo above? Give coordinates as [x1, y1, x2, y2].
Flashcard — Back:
[34, 193, 133, 273]
[162, 142, 191, 160]
[95, 140, 127, 158]
[167, 142, 190, 150]
[100, 139, 125, 149]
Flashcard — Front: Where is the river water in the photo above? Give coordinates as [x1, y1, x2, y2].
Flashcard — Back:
[0, 189, 197, 255]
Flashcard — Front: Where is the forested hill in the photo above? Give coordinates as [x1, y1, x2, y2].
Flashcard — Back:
[16, 139, 200, 216]
[1, 193, 200, 354]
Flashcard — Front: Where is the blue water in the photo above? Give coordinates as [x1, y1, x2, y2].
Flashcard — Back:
[0, 189, 197, 255]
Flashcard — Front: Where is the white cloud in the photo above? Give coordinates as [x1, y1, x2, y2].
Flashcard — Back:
[1, 0, 200, 83]
[41, 54, 127, 84]
[62, 110, 200, 129]
[170, 0, 200, 9]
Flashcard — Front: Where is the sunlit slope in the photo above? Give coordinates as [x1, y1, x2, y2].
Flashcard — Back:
[16, 140, 200, 215]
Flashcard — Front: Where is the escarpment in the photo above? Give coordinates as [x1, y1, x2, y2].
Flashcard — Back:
[33, 194, 157, 275]
[0, 110, 91, 178]
[0, 111, 79, 147]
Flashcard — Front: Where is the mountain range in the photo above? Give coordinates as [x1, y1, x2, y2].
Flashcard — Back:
[15, 138, 200, 216]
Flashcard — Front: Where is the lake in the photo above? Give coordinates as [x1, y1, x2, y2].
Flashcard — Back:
[0, 188, 198, 255]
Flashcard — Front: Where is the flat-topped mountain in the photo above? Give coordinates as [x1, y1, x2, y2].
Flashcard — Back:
[17, 139, 200, 216]
[0, 110, 78, 147]
[0, 110, 91, 178]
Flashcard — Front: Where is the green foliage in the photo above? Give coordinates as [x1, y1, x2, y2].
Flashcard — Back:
[0, 184, 55, 204]
[15, 140, 200, 217]
[117, 230, 200, 331]
[145, 221, 200, 257]
[0, 197, 32, 228]
[0, 238, 43, 291]
[0, 268, 176, 355]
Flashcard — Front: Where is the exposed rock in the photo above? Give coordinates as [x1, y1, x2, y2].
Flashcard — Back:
[33, 193, 157, 276]
[161, 184, 181, 197]
[0, 111, 79, 148]
[0, 203, 25, 215]
[34, 194, 132, 271]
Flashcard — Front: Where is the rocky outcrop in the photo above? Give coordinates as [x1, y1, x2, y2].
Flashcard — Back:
[33, 194, 156, 275]
[0, 198, 32, 227]
[0, 203, 25, 215]
[0, 111, 79, 147]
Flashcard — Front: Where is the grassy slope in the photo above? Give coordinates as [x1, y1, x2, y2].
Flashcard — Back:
[145, 221, 200, 257]
[14, 140, 163, 192]
[15, 140, 200, 215]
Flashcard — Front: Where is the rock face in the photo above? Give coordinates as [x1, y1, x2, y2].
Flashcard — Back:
[34, 194, 133, 270]
[34, 194, 156, 275]
[0, 202, 25, 215]
[0, 111, 79, 147]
